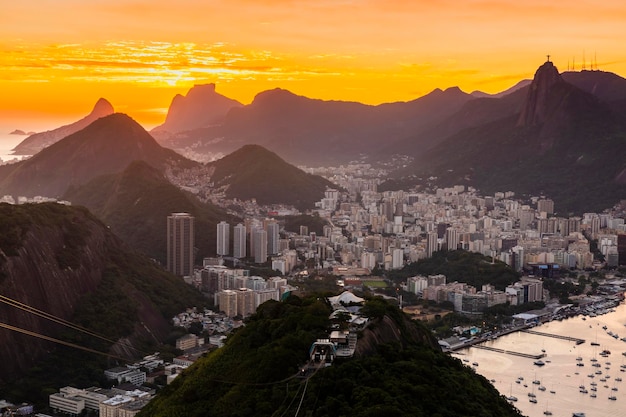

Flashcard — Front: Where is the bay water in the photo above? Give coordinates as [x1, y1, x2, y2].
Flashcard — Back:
[454, 299, 626, 417]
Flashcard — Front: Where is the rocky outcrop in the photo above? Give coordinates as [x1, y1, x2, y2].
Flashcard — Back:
[517, 60, 564, 127]
[0, 206, 112, 382]
[0, 203, 205, 384]
[12, 98, 114, 155]
[354, 314, 440, 358]
[152, 83, 242, 134]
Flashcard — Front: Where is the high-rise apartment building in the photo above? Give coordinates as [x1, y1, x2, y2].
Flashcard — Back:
[618, 234, 626, 266]
[266, 221, 280, 255]
[426, 231, 438, 258]
[233, 223, 246, 259]
[217, 290, 237, 317]
[537, 198, 554, 215]
[217, 221, 230, 256]
[167, 213, 195, 277]
[253, 228, 268, 264]
[445, 228, 459, 251]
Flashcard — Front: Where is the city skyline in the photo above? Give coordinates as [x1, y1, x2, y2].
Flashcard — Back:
[3, 1, 626, 129]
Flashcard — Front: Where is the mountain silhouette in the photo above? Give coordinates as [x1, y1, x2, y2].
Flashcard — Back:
[387, 60, 626, 214]
[12, 98, 114, 155]
[152, 83, 243, 135]
[155, 86, 473, 165]
[0, 113, 196, 198]
[207, 144, 335, 209]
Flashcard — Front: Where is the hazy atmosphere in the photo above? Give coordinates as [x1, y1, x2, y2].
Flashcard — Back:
[2, 0, 626, 128]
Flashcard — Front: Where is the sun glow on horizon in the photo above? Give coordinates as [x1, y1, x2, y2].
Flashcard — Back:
[2, 0, 626, 128]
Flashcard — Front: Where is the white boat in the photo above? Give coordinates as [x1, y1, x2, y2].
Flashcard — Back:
[507, 382, 517, 402]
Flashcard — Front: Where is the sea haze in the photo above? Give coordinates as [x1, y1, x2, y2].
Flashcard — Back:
[0, 132, 27, 163]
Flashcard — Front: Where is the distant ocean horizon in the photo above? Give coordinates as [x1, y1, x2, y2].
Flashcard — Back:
[0, 131, 30, 163]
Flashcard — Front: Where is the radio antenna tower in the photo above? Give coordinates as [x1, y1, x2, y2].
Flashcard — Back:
[582, 50, 586, 71]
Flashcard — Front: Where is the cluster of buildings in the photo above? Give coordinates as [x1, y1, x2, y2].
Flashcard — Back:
[48, 385, 153, 417]
[297, 187, 626, 274]
[405, 274, 544, 315]
[197, 267, 296, 317]
[164, 181, 626, 318]
[172, 307, 243, 348]
[165, 159, 626, 281]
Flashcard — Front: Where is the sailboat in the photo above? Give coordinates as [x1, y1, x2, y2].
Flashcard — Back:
[591, 329, 600, 346]
[507, 382, 518, 402]
[529, 384, 537, 403]
[543, 399, 552, 415]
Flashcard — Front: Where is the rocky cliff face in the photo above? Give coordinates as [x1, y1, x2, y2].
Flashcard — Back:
[517, 60, 564, 127]
[354, 314, 440, 358]
[152, 83, 243, 134]
[0, 205, 112, 382]
[0, 203, 204, 384]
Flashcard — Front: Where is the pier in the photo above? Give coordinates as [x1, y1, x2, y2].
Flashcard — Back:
[473, 344, 546, 359]
[521, 329, 585, 345]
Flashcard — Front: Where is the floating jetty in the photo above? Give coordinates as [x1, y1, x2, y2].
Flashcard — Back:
[474, 344, 546, 359]
[521, 329, 585, 345]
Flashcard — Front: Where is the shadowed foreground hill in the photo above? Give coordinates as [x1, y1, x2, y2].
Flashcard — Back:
[0, 202, 206, 402]
[207, 144, 336, 210]
[65, 160, 235, 264]
[139, 296, 521, 417]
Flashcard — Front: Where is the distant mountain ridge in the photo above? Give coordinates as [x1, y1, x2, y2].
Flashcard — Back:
[0, 113, 197, 198]
[152, 83, 243, 134]
[152, 85, 475, 165]
[12, 98, 114, 155]
[385, 60, 626, 214]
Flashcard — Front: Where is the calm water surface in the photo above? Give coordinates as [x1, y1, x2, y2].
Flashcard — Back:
[455, 300, 626, 417]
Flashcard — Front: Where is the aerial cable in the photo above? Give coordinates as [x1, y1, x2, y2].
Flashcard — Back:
[0, 321, 129, 362]
[0, 294, 149, 356]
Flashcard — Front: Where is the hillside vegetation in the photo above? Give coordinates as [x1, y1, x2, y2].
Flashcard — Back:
[139, 296, 521, 417]
[387, 250, 520, 291]
[65, 160, 234, 264]
[207, 144, 335, 210]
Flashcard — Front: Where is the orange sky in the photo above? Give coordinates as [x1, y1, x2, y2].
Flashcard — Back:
[1, 0, 626, 130]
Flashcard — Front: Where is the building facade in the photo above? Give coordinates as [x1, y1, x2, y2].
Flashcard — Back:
[167, 213, 195, 277]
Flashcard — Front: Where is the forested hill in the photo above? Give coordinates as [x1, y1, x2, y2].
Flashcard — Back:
[139, 296, 521, 417]
[388, 250, 521, 291]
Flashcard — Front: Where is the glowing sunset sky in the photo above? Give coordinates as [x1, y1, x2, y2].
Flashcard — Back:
[1, 0, 626, 129]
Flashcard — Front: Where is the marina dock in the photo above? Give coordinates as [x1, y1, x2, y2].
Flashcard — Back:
[521, 329, 585, 345]
[473, 344, 546, 359]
